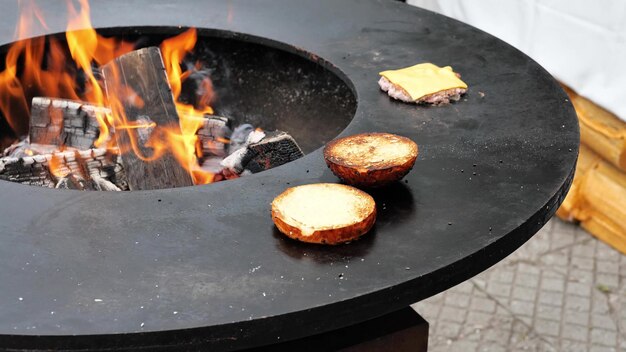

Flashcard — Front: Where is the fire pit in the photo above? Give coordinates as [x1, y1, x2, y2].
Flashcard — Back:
[0, 0, 578, 351]
[0, 22, 355, 190]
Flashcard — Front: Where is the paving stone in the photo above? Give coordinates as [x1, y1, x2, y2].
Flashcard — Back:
[448, 340, 478, 352]
[508, 320, 532, 345]
[440, 306, 467, 324]
[445, 291, 471, 308]
[453, 280, 474, 294]
[478, 345, 507, 352]
[591, 295, 611, 314]
[563, 310, 589, 326]
[536, 304, 562, 322]
[517, 262, 540, 275]
[538, 291, 563, 307]
[566, 281, 593, 297]
[483, 328, 509, 344]
[596, 261, 619, 275]
[565, 295, 591, 312]
[535, 318, 560, 337]
[572, 257, 594, 271]
[561, 323, 589, 342]
[512, 285, 537, 302]
[491, 270, 514, 284]
[572, 242, 595, 258]
[469, 296, 497, 313]
[595, 273, 619, 289]
[542, 251, 568, 266]
[414, 301, 441, 318]
[462, 326, 482, 341]
[437, 320, 462, 338]
[596, 242, 620, 262]
[466, 311, 492, 326]
[560, 339, 590, 352]
[589, 345, 617, 352]
[485, 282, 511, 298]
[591, 314, 617, 330]
[515, 272, 540, 288]
[510, 300, 534, 317]
[542, 269, 564, 279]
[541, 276, 565, 292]
[411, 218, 624, 351]
[569, 269, 594, 283]
[590, 328, 617, 346]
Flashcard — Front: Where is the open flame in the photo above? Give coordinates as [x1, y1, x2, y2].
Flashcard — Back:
[0, 0, 217, 185]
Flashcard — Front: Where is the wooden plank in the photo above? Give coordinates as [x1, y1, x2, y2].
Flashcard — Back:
[101, 47, 194, 190]
[556, 143, 626, 254]
[29, 97, 108, 149]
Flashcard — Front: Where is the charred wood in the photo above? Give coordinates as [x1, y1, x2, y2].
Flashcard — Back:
[0, 154, 56, 188]
[29, 97, 108, 149]
[195, 115, 232, 158]
[0, 148, 127, 190]
[221, 130, 303, 175]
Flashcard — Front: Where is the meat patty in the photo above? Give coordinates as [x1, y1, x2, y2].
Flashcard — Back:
[378, 76, 466, 105]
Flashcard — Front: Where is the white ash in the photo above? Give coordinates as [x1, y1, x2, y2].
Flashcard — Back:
[220, 129, 267, 174]
[228, 124, 256, 154]
[2, 140, 65, 159]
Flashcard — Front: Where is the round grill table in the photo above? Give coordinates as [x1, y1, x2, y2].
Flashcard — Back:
[0, 0, 578, 350]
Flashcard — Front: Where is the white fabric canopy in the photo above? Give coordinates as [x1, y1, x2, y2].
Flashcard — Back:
[408, 0, 626, 121]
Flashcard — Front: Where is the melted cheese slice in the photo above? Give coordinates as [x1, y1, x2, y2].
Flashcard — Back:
[379, 63, 467, 100]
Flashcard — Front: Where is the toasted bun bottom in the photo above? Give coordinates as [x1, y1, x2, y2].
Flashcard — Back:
[271, 183, 376, 245]
[272, 207, 376, 245]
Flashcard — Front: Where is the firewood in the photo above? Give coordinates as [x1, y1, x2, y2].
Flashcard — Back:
[244, 131, 304, 173]
[55, 173, 95, 190]
[101, 47, 194, 190]
[195, 115, 231, 158]
[0, 148, 127, 190]
[29, 97, 108, 149]
[0, 154, 56, 188]
[221, 130, 304, 175]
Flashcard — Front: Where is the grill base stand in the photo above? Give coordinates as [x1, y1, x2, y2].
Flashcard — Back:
[245, 307, 428, 352]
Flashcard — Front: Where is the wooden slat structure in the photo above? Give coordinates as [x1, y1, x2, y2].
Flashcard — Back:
[557, 86, 626, 254]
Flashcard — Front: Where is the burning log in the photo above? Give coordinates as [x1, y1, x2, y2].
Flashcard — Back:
[221, 130, 304, 175]
[196, 115, 232, 158]
[29, 97, 108, 149]
[55, 173, 96, 191]
[79, 148, 128, 191]
[101, 47, 194, 190]
[0, 148, 128, 191]
[0, 154, 56, 188]
[244, 131, 305, 173]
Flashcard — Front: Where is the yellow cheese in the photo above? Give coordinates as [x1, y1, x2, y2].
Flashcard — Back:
[379, 63, 467, 100]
